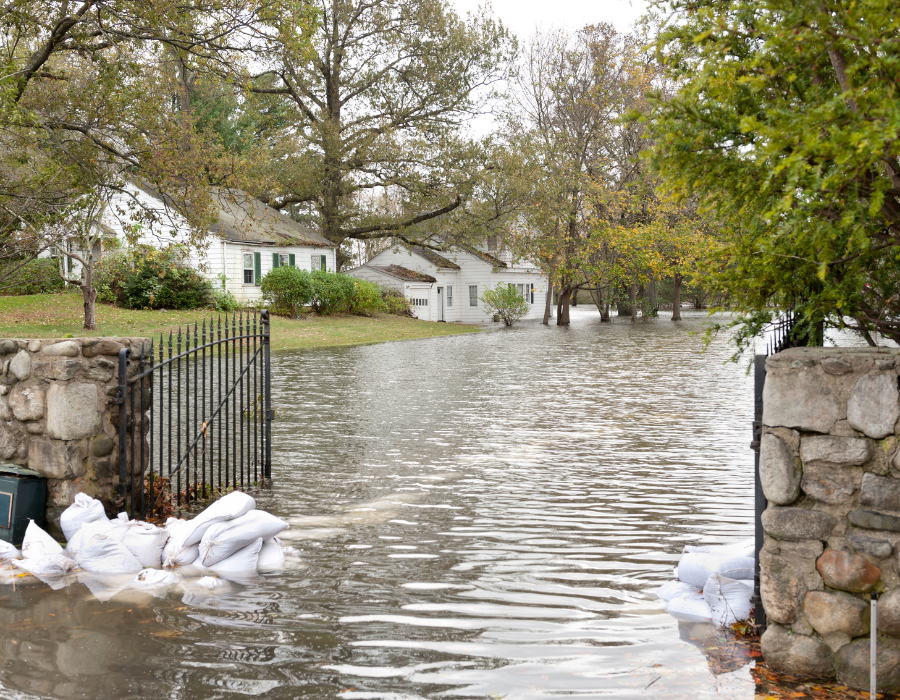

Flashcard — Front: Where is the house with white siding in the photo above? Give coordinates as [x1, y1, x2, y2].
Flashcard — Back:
[346, 241, 550, 323]
[55, 183, 336, 303]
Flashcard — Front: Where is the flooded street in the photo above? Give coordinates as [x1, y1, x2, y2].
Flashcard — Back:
[1, 309, 766, 699]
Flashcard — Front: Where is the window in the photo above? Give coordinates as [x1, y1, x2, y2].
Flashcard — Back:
[243, 253, 254, 284]
[529, 283, 534, 304]
[516, 283, 524, 299]
[410, 298, 428, 307]
[469, 285, 477, 306]
[446, 286, 453, 307]
[311, 254, 326, 271]
[279, 253, 291, 267]
[487, 235, 498, 251]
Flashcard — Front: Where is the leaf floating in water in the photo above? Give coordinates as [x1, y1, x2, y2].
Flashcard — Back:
[151, 630, 184, 638]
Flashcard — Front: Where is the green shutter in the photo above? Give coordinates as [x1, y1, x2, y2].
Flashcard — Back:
[289, 253, 295, 267]
[272, 252, 279, 268]
[254, 252, 261, 286]
[320, 255, 326, 271]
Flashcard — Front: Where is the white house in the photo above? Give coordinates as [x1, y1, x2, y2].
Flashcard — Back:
[346, 241, 550, 323]
[55, 183, 337, 303]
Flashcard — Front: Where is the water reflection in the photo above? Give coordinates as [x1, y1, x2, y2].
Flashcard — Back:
[0, 309, 822, 698]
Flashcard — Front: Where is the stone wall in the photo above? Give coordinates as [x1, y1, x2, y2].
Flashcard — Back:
[760, 347, 900, 691]
[0, 337, 149, 532]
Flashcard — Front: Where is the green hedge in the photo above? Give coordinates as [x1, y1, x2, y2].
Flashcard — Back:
[0, 258, 65, 296]
[96, 247, 212, 310]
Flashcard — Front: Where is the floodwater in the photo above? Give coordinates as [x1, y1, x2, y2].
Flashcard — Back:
[2, 308, 783, 699]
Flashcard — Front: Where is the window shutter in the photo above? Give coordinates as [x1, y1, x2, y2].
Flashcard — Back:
[272, 253, 279, 269]
[254, 252, 261, 286]
[289, 253, 295, 267]
[321, 254, 327, 271]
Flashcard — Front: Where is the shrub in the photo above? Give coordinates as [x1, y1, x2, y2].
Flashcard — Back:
[95, 250, 133, 305]
[0, 258, 65, 296]
[480, 282, 529, 327]
[381, 288, 412, 316]
[260, 265, 314, 317]
[349, 279, 384, 315]
[120, 248, 212, 310]
[309, 270, 355, 314]
[211, 289, 241, 312]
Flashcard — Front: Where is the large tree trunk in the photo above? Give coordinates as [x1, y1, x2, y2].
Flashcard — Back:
[557, 287, 571, 326]
[571, 288, 578, 307]
[542, 283, 554, 325]
[601, 303, 610, 322]
[82, 284, 97, 331]
[672, 273, 683, 321]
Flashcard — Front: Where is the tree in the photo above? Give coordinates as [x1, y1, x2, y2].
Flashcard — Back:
[0, 1, 303, 328]
[643, 0, 900, 349]
[239, 0, 516, 263]
[481, 283, 529, 327]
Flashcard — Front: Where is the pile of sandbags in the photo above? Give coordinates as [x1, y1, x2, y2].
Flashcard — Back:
[657, 538, 755, 628]
[3, 491, 294, 601]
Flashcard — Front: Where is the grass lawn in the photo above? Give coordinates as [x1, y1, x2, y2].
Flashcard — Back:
[0, 292, 482, 352]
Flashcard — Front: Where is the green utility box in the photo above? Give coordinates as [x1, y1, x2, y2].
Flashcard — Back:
[0, 464, 47, 546]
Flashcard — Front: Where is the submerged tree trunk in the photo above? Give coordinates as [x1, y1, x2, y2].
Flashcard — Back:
[648, 278, 658, 317]
[601, 303, 610, 322]
[672, 273, 683, 321]
[557, 287, 571, 326]
[629, 283, 637, 324]
[542, 280, 554, 325]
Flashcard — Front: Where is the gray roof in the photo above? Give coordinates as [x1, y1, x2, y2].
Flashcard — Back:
[408, 245, 460, 269]
[209, 188, 332, 247]
[368, 265, 437, 283]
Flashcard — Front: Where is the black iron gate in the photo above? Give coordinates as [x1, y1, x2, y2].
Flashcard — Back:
[116, 309, 272, 520]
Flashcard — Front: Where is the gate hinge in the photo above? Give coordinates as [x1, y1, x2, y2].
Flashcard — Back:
[266, 409, 275, 421]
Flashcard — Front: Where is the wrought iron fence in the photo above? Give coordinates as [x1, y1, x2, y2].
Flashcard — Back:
[116, 309, 272, 520]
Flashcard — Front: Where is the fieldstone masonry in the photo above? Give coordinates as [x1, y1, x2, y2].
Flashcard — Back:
[759, 347, 900, 692]
[0, 337, 149, 533]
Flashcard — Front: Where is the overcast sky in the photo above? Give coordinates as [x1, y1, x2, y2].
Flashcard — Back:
[448, 0, 649, 42]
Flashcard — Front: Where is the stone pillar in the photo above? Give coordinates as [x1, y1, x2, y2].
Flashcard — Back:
[0, 337, 149, 534]
[759, 348, 900, 692]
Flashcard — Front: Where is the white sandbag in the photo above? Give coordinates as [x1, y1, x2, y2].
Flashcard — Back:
[257, 537, 285, 572]
[59, 493, 106, 541]
[121, 521, 169, 568]
[13, 553, 76, 576]
[67, 518, 127, 556]
[207, 537, 263, 574]
[181, 492, 256, 547]
[677, 551, 726, 588]
[0, 540, 19, 561]
[656, 580, 701, 603]
[75, 534, 143, 574]
[197, 576, 227, 589]
[666, 592, 713, 623]
[132, 568, 180, 589]
[716, 557, 755, 581]
[162, 519, 201, 567]
[21, 520, 63, 559]
[703, 573, 752, 628]
[198, 510, 287, 567]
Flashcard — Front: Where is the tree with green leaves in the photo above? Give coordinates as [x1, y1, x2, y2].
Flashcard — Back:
[480, 283, 529, 327]
[239, 0, 516, 264]
[643, 0, 900, 349]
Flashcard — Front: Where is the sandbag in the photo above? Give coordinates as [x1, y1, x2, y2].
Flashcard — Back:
[13, 554, 76, 576]
[121, 521, 169, 568]
[716, 557, 755, 581]
[656, 580, 701, 603]
[181, 492, 256, 548]
[67, 518, 127, 556]
[59, 493, 106, 541]
[75, 534, 143, 574]
[162, 519, 201, 568]
[703, 573, 752, 628]
[257, 538, 285, 572]
[196, 576, 227, 590]
[198, 510, 287, 567]
[677, 552, 726, 588]
[132, 568, 180, 589]
[207, 537, 263, 574]
[666, 592, 713, 623]
[21, 520, 63, 559]
[0, 540, 19, 561]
